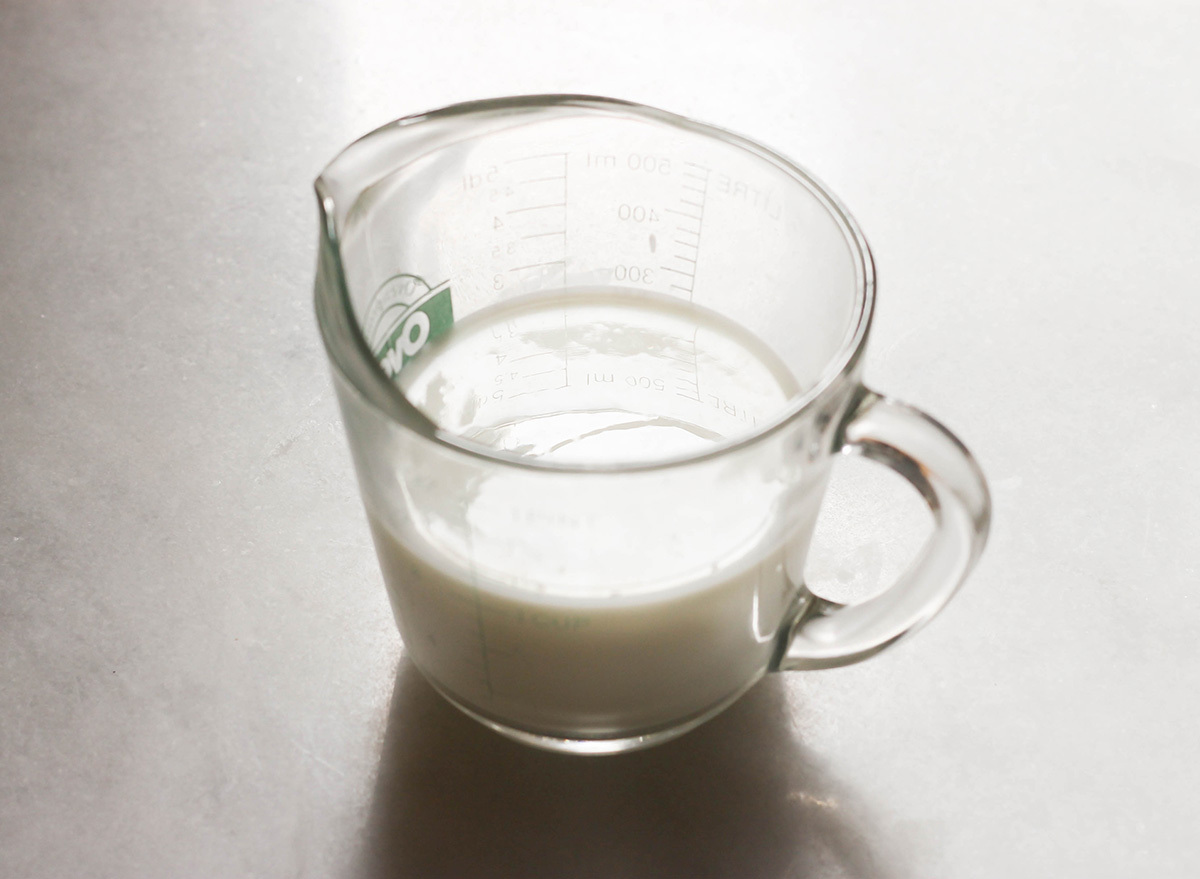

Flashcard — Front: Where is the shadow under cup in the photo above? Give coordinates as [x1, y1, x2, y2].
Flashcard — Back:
[358, 661, 901, 879]
[314, 97, 987, 752]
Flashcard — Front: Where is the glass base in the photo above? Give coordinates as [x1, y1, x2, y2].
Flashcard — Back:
[431, 679, 756, 755]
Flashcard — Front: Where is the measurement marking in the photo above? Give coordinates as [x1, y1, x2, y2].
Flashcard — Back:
[670, 283, 693, 293]
[562, 312, 569, 381]
[524, 368, 562, 379]
[506, 153, 569, 163]
[562, 157, 568, 285]
[507, 203, 567, 215]
[672, 165, 709, 306]
[510, 350, 557, 362]
[665, 207, 702, 220]
[518, 175, 568, 184]
[510, 260, 567, 272]
[521, 230, 568, 240]
[676, 390, 703, 401]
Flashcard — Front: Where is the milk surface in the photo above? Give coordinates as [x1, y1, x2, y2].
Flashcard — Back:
[371, 288, 816, 737]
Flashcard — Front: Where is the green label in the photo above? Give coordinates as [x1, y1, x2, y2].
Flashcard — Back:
[367, 276, 453, 379]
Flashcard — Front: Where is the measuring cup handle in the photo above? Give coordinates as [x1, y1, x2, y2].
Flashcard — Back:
[775, 389, 991, 671]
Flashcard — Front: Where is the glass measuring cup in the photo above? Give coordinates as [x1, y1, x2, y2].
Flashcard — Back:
[314, 96, 991, 754]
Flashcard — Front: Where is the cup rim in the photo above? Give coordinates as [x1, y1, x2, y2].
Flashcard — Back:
[315, 95, 876, 473]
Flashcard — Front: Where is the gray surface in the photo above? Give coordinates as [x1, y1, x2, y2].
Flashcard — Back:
[2, 1, 1196, 877]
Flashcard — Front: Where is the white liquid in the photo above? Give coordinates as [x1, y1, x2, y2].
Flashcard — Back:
[399, 288, 801, 466]
[370, 288, 818, 738]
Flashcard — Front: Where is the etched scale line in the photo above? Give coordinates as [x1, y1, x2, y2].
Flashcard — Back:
[505, 152, 569, 163]
[663, 165, 711, 298]
[510, 260, 566, 272]
[562, 312, 570, 387]
[668, 166, 711, 402]
[507, 203, 567, 214]
[504, 153, 568, 289]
